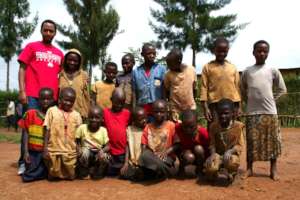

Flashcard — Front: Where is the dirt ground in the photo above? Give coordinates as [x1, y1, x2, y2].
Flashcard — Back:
[0, 128, 299, 200]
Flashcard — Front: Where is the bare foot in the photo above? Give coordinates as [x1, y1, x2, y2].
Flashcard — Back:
[241, 169, 253, 179]
[270, 172, 280, 181]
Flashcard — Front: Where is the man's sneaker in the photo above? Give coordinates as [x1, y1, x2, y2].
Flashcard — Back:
[18, 163, 25, 175]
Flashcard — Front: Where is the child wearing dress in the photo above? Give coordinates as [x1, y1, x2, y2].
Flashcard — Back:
[43, 87, 82, 180]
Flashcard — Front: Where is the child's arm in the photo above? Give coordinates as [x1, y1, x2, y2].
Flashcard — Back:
[43, 127, 50, 160]
[201, 101, 212, 122]
[75, 138, 82, 157]
[98, 143, 110, 161]
[120, 144, 129, 176]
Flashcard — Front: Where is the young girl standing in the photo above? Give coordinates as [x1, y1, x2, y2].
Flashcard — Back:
[59, 49, 90, 121]
[241, 40, 287, 180]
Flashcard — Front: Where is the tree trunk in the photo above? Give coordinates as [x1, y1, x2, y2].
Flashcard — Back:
[6, 60, 10, 91]
[192, 48, 196, 67]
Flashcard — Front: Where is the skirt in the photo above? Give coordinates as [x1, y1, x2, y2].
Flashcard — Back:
[246, 114, 281, 162]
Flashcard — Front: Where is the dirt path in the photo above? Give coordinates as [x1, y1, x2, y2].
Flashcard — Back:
[0, 128, 299, 200]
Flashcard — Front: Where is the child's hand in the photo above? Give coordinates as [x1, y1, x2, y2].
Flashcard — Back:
[204, 109, 213, 122]
[205, 153, 217, 168]
[224, 149, 234, 163]
[120, 162, 129, 176]
[156, 151, 168, 162]
[24, 152, 31, 164]
[42, 149, 50, 160]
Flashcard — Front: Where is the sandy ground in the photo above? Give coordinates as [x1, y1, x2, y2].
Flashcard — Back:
[0, 128, 299, 200]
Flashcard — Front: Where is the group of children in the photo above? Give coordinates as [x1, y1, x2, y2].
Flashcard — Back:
[18, 38, 286, 185]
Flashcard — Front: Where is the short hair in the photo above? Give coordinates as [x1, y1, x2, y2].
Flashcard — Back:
[142, 42, 155, 52]
[167, 48, 183, 61]
[217, 98, 234, 112]
[104, 62, 118, 70]
[213, 37, 229, 48]
[59, 87, 76, 99]
[89, 105, 102, 116]
[132, 106, 145, 119]
[41, 19, 57, 31]
[122, 53, 135, 64]
[39, 87, 53, 97]
[182, 109, 197, 121]
[253, 40, 270, 50]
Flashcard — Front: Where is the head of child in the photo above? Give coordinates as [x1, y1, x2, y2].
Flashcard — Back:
[166, 48, 183, 72]
[181, 110, 198, 138]
[104, 62, 118, 83]
[111, 88, 125, 113]
[152, 99, 167, 126]
[141, 43, 156, 66]
[64, 49, 81, 73]
[132, 107, 147, 129]
[40, 19, 56, 45]
[88, 105, 102, 132]
[213, 37, 229, 64]
[253, 40, 269, 65]
[216, 99, 234, 128]
[121, 53, 135, 74]
[38, 88, 54, 113]
[59, 87, 76, 112]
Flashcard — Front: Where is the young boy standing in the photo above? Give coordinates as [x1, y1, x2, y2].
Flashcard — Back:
[103, 88, 131, 176]
[241, 40, 287, 180]
[200, 38, 241, 124]
[116, 53, 135, 110]
[43, 87, 82, 180]
[132, 43, 166, 116]
[19, 88, 54, 182]
[76, 106, 110, 179]
[204, 99, 244, 183]
[92, 62, 118, 110]
[164, 48, 197, 122]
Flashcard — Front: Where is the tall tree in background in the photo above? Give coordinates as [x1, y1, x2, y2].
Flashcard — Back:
[57, 0, 119, 80]
[150, 0, 246, 66]
[0, 0, 38, 91]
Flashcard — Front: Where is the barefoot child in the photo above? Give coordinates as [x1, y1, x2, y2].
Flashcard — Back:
[200, 38, 241, 125]
[92, 62, 118, 109]
[204, 99, 244, 183]
[175, 110, 209, 178]
[59, 49, 90, 121]
[139, 100, 179, 180]
[103, 88, 131, 176]
[43, 87, 82, 180]
[132, 43, 166, 118]
[116, 53, 135, 110]
[19, 88, 54, 182]
[164, 48, 197, 122]
[120, 107, 147, 180]
[241, 40, 287, 180]
[76, 106, 110, 179]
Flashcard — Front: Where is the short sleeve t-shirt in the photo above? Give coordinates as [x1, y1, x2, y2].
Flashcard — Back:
[142, 121, 177, 153]
[18, 41, 64, 100]
[75, 124, 109, 150]
[103, 108, 131, 156]
[91, 81, 115, 109]
[18, 109, 45, 151]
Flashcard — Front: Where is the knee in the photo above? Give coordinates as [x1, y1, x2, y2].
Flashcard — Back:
[182, 151, 195, 165]
[194, 145, 205, 159]
[224, 155, 240, 173]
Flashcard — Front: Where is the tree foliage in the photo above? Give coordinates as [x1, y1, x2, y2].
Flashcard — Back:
[0, 0, 38, 91]
[57, 0, 119, 80]
[150, 0, 247, 66]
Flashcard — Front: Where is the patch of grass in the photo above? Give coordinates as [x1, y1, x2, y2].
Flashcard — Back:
[0, 133, 21, 143]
